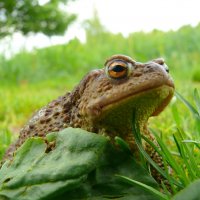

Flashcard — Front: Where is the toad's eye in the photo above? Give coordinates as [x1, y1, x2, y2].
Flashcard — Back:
[106, 61, 131, 79]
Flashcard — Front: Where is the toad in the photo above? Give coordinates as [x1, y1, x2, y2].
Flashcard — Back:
[3, 55, 174, 166]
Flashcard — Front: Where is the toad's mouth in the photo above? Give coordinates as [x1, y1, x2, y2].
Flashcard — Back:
[87, 82, 174, 118]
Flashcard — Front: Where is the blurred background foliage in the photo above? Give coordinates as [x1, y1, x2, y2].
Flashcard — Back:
[0, 0, 76, 38]
[0, 0, 200, 156]
[1, 13, 200, 86]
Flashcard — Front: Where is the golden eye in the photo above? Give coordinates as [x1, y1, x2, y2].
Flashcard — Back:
[106, 61, 130, 79]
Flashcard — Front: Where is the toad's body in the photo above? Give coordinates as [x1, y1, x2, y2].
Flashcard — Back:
[4, 55, 174, 161]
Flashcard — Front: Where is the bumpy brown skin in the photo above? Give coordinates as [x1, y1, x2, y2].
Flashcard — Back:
[3, 55, 174, 168]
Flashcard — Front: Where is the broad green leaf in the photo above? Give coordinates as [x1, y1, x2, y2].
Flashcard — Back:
[0, 128, 108, 200]
[0, 128, 159, 200]
[173, 179, 200, 200]
[54, 139, 159, 200]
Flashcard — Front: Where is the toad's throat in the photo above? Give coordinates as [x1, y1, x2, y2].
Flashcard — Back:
[87, 83, 174, 118]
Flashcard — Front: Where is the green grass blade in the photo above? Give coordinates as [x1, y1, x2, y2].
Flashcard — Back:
[194, 89, 200, 115]
[175, 91, 200, 137]
[175, 91, 199, 117]
[131, 111, 182, 188]
[116, 175, 169, 200]
[142, 134, 163, 157]
[152, 130, 189, 186]
[132, 113, 166, 179]
[173, 134, 183, 158]
[162, 157, 178, 194]
[142, 133, 180, 193]
[193, 88, 200, 136]
[182, 140, 200, 150]
[174, 134, 198, 180]
[176, 129, 200, 178]
[181, 144, 200, 177]
[161, 181, 171, 198]
[115, 136, 132, 156]
[171, 103, 181, 127]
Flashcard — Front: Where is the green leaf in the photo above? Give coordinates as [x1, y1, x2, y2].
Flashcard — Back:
[0, 128, 159, 200]
[173, 179, 200, 200]
[55, 140, 159, 200]
[0, 128, 108, 200]
[58, 141, 159, 200]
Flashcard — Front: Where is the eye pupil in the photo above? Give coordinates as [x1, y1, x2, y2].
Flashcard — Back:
[111, 65, 125, 72]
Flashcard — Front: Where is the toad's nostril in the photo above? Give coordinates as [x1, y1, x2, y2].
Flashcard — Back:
[144, 65, 154, 73]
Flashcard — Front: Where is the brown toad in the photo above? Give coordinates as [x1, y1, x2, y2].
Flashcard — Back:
[4, 55, 174, 164]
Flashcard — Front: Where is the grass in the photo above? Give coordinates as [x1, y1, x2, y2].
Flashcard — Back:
[116, 89, 200, 199]
[0, 129, 13, 160]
